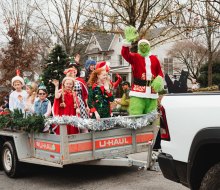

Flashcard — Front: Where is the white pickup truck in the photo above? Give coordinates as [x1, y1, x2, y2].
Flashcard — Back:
[158, 92, 220, 190]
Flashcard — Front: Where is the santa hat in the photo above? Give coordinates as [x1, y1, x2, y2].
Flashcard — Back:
[95, 61, 110, 72]
[85, 59, 96, 70]
[63, 68, 75, 75]
[138, 39, 150, 46]
[11, 70, 25, 86]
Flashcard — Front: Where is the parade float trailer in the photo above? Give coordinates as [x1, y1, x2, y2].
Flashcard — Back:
[0, 114, 157, 178]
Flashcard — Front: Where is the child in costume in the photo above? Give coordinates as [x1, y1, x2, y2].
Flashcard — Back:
[34, 83, 52, 118]
[88, 62, 115, 120]
[94, 61, 122, 90]
[121, 26, 164, 115]
[52, 77, 79, 135]
[9, 70, 28, 112]
[85, 59, 96, 82]
[65, 59, 90, 119]
[24, 80, 38, 116]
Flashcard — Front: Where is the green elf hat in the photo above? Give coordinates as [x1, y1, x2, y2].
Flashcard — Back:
[38, 81, 47, 90]
[24, 77, 32, 86]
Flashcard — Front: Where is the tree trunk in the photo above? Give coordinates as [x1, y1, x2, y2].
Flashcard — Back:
[207, 53, 213, 86]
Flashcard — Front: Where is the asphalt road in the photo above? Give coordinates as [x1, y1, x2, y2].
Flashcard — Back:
[0, 163, 188, 190]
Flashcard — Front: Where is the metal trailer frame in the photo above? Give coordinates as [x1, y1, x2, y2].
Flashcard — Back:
[0, 116, 158, 176]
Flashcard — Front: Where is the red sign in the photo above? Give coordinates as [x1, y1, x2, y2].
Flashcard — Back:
[34, 141, 60, 153]
[96, 136, 132, 149]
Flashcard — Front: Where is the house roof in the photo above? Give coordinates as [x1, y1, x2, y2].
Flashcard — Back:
[145, 27, 172, 40]
[94, 33, 114, 51]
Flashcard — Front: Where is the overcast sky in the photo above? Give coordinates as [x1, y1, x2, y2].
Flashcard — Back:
[0, 0, 189, 46]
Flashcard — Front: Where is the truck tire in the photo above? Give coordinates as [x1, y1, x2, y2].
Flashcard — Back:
[200, 162, 220, 190]
[1, 141, 21, 178]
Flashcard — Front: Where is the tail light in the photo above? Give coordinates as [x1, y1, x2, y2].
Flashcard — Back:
[160, 105, 170, 141]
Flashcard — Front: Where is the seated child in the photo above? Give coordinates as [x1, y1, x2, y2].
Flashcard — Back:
[34, 83, 52, 118]
[9, 70, 28, 113]
[24, 80, 38, 116]
[52, 77, 80, 135]
[88, 61, 115, 121]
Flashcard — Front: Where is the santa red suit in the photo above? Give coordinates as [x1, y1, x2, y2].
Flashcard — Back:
[121, 46, 163, 99]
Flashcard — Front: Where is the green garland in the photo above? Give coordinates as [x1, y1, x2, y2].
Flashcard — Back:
[0, 109, 45, 133]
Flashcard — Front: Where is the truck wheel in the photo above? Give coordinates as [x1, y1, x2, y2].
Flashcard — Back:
[200, 162, 220, 190]
[1, 141, 20, 178]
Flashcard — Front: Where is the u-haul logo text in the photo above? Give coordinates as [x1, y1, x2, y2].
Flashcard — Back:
[35, 141, 60, 153]
[96, 136, 132, 149]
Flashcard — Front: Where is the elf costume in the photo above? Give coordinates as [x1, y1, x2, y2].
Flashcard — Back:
[52, 77, 79, 135]
[88, 84, 114, 118]
[94, 61, 122, 90]
[121, 26, 164, 115]
[64, 67, 89, 119]
[88, 62, 115, 119]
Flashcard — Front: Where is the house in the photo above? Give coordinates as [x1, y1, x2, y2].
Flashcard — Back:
[146, 27, 187, 77]
[85, 27, 187, 85]
[85, 33, 132, 83]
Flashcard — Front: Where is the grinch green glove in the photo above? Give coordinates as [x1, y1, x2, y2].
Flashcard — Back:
[124, 26, 139, 43]
[151, 76, 164, 93]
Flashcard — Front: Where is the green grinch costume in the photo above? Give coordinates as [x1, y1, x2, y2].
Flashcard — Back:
[121, 26, 164, 115]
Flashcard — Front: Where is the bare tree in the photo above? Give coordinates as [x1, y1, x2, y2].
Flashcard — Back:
[168, 40, 207, 81]
[34, 0, 90, 56]
[88, 1, 189, 40]
[207, 0, 220, 23]
[187, 0, 220, 86]
[0, 0, 51, 73]
[0, 27, 39, 88]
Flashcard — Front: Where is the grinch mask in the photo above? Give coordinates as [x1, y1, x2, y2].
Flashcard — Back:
[138, 42, 151, 57]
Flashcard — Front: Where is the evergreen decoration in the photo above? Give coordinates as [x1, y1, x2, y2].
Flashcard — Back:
[198, 60, 220, 87]
[0, 109, 45, 133]
[41, 44, 67, 102]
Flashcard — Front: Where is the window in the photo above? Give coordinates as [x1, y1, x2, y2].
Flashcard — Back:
[113, 74, 127, 82]
[106, 56, 111, 60]
[163, 58, 174, 75]
[119, 55, 123, 65]
[91, 56, 97, 61]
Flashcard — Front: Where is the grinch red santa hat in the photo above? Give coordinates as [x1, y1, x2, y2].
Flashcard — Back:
[138, 39, 150, 46]
[95, 61, 110, 72]
[11, 70, 25, 86]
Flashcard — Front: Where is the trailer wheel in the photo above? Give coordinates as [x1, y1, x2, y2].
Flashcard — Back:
[200, 162, 220, 190]
[1, 141, 21, 178]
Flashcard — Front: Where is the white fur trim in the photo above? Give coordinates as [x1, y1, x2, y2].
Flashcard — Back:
[145, 56, 152, 80]
[129, 87, 159, 99]
[122, 39, 132, 47]
[138, 39, 150, 46]
[106, 61, 111, 66]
